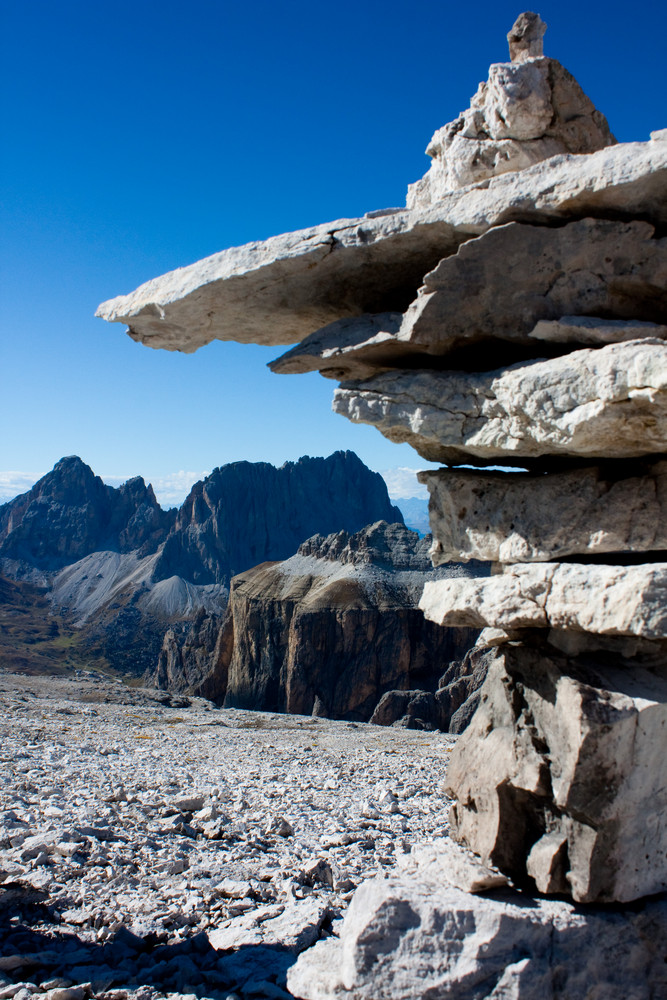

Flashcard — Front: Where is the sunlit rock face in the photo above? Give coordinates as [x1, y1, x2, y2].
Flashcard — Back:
[97, 8, 667, 981]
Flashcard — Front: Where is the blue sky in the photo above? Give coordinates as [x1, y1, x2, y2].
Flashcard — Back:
[2, 0, 665, 506]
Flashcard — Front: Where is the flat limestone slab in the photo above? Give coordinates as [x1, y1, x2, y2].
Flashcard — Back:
[420, 561, 667, 638]
[420, 462, 667, 563]
[333, 339, 667, 464]
[96, 139, 667, 353]
[398, 218, 667, 355]
[269, 312, 408, 380]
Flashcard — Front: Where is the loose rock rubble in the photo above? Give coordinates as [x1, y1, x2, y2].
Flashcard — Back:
[0, 669, 457, 1000]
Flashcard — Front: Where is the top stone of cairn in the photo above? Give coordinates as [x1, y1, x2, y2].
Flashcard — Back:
[407, 11, 615, 205]
[507, 11, 547, 62]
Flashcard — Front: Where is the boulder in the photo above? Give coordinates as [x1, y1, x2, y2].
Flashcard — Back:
[420, 461, 667, 564]
[420, 561, 667, 638]
[333, 339, 667, 465]
[369, 633, 494, 733]
[444, 637, 667, 903]
[507, 11, 547, 63]
[288, 862, 667, 999]
[369, 690, 443, 731]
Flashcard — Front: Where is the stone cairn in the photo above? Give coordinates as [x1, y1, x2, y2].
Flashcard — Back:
[98, 13, 667, 995]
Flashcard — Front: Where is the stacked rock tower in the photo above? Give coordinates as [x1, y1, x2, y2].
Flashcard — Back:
[98, 11, 667, 983]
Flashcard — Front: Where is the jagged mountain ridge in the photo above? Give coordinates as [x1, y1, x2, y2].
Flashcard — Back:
[0, 451, 404, 674]
[0, 456, 175, 571]
[153, 451, 404, 585]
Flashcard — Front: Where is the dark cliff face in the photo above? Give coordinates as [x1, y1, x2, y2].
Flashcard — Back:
[153, 608, 231, 699]
[152, 451, 404, 586]
[222, 559, 475, 721]
[0, 457, 174, 570]
[152, 521, 482, 726]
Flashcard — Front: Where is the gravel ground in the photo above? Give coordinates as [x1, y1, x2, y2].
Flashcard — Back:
[0, 669, 456, 1000]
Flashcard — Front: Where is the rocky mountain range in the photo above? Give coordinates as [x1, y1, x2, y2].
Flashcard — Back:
[149, 520, 484, 727]
[0, 451, 405, 675]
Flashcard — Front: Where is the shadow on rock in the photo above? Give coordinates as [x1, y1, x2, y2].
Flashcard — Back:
[0, 887, 301, 999]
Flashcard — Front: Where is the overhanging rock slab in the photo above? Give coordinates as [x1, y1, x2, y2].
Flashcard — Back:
[96, 139, 667, 354]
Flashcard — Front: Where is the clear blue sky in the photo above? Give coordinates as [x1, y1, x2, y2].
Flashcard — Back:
[2, 0, 665, 505]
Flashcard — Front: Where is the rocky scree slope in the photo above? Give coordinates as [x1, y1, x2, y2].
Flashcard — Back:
[149, 520, 484, 727]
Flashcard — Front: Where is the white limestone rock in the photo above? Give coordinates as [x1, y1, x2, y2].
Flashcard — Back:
[96, 141, 667, 353]
[420, 462, 667, 564]
[407, 13, 614, 204]
[272, 312, 667, 385]
[397, 218, 667, 356]
[397, 837, 510, 893]
[333, 339, 667, 465]
[420, 561, 667, 638]
[287, 868, 667, 999]
[507, 12, 547, 63]
[414, 57, 613, 199]
[208, 897, 330, 953]
[444, 640, 667, 903]
[529, 314, 667, 345]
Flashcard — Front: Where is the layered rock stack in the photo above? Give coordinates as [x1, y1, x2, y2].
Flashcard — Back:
[98, 11, 667, 991]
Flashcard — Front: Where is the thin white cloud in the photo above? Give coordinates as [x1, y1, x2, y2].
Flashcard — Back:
[148, 471, 210, 508]
[379, 467, 431, 500]
[0, 472, 40, 503]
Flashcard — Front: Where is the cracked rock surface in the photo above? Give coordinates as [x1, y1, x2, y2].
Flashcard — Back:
[333, 339, 667, 465]
[443, 637, 667, 903]
[0, 669, 457, 1000]
[420, 561, 667, 638]
[288, 852, 667, 999]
